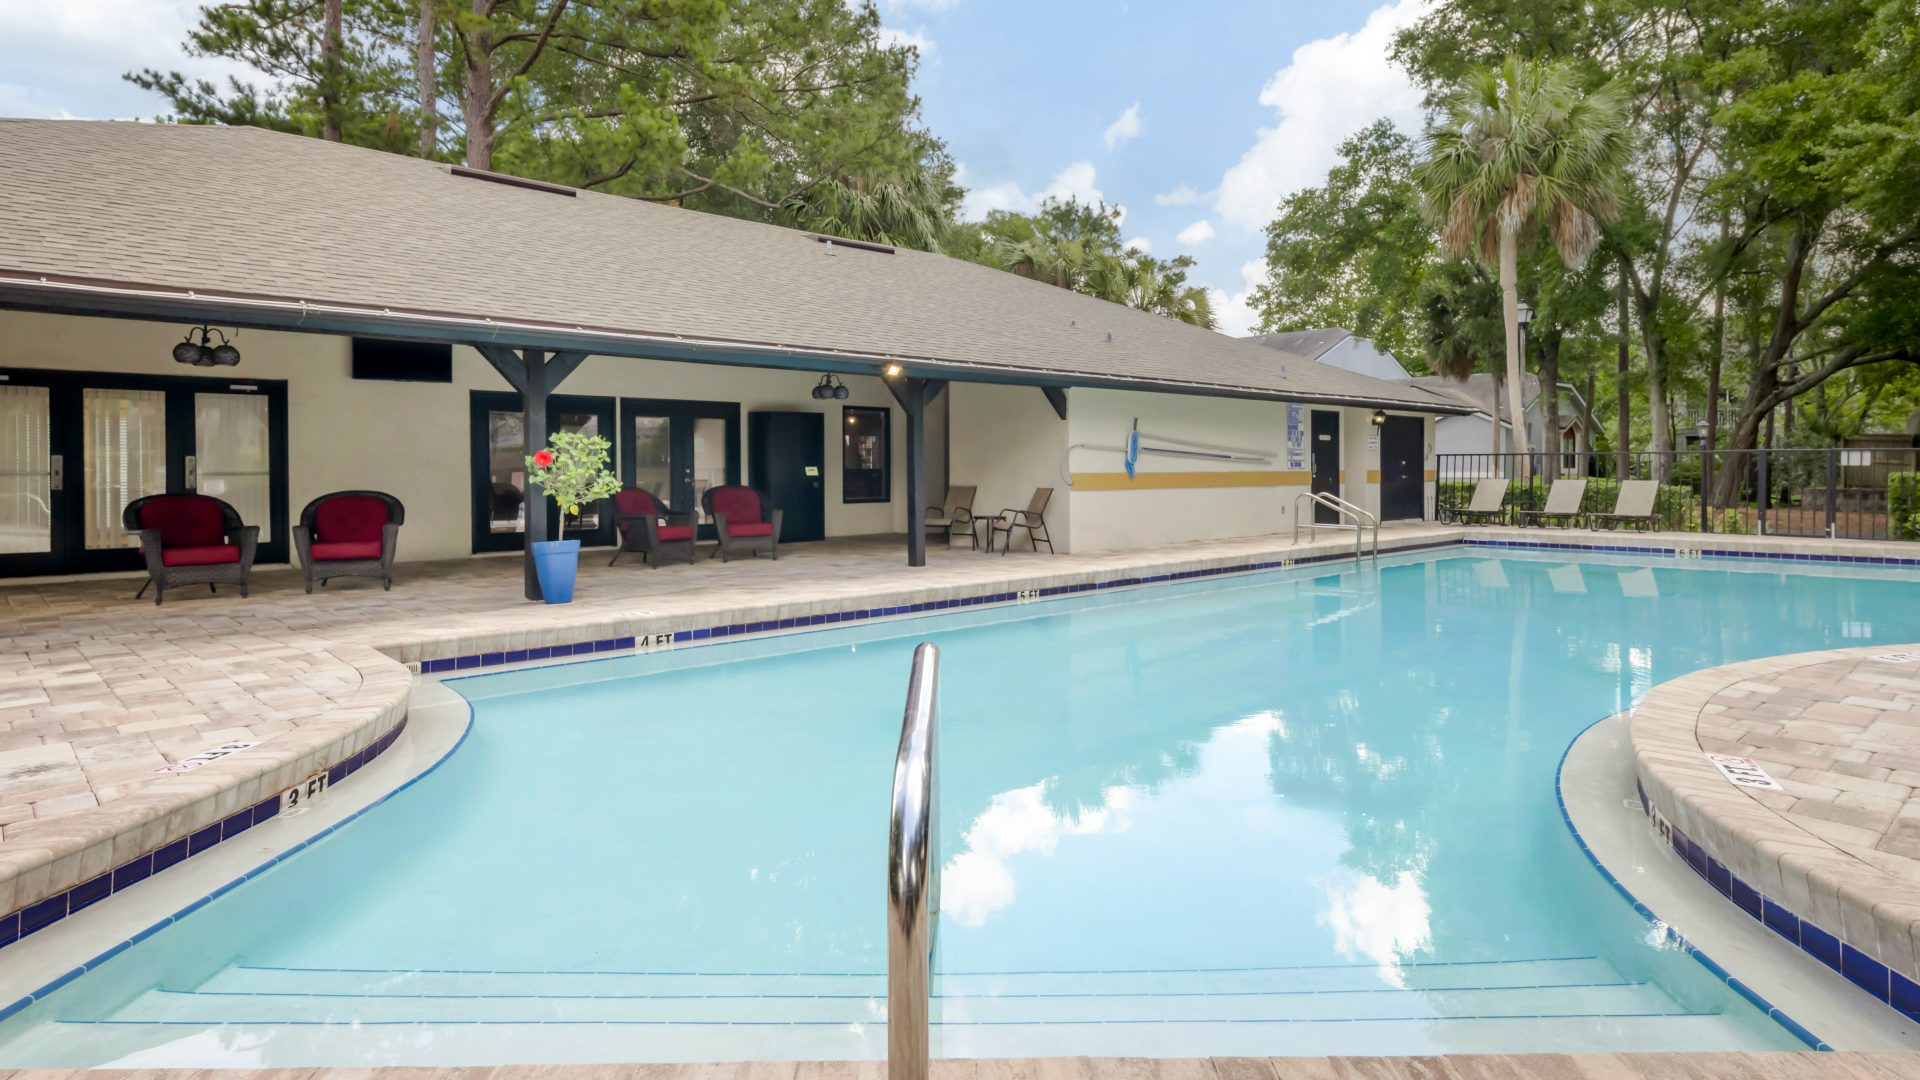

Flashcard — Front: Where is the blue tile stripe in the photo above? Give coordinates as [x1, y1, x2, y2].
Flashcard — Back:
[419, 539, 1462, 675]
[1555, 718, 1831, 1051]
[1628, 773, 1920, 1030]
[0, 715, 408, 958]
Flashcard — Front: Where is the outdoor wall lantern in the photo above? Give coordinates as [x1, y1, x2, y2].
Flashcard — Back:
[811, 374, 851, 400]
[1370, 409, 1387, 427]
[172, 325, 241, 367]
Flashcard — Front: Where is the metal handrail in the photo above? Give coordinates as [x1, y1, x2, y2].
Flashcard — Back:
[888, 642, 940, 1080]
[1292, 491, 1379, 562]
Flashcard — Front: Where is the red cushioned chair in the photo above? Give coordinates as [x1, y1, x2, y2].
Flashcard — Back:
[122, 493, 258, 605]
[609, 487, 697, 569]
[703, 485, 782, 562]
[293, 491, 404, 593]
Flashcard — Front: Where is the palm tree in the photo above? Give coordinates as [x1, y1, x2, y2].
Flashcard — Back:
[1420, 262, 1509, 460]
[1414, 55, 1630, 474]
[781, 165, 956, 254]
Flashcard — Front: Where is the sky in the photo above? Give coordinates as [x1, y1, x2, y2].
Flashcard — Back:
[0, 0, 1432, 336]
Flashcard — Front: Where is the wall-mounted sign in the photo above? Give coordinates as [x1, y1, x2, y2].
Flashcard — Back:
[803, 466, 821, 477]
[154, 741, 257, 774]
[1365, 435, 1380, 452]
[1285, 405, 1307, 471]
[1706, 753, 1783, 791]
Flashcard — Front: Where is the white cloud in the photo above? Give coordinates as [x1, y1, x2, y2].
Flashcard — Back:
[1103, 102, 1143, 150]
[1124, 237, 1152, 254]
[1176, 219, 1216, 247]
[962, 160, 1110, 220]
[1213, 0, 1430, 232]
[1153, 185, 1205, 207]
[1206, 258, 1270, 337]
[0, 1, 255, 120]
[876, 25, 934, 55]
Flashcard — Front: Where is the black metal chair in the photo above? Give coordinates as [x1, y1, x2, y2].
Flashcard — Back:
[293, 490, 404, 592]
[123, 493, 258, 605]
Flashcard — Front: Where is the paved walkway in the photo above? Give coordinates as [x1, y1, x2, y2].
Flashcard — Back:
[2, 1053, 1916, 1079]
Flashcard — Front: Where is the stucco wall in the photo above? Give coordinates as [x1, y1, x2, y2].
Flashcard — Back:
[946, 381, 1071, 552]
[0, 310, 912, 563]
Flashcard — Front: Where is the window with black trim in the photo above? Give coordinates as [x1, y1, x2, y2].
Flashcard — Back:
[842, 406, 890, 503]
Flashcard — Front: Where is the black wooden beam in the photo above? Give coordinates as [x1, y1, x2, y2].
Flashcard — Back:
[1041, 386, 1067, 420]
[475, 344, 589, 600]
[888, 376, 947, 567]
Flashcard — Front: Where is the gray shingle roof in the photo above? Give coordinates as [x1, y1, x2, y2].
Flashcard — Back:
[1246, 327, 1352, 361]
[0, 120, 1463, 413]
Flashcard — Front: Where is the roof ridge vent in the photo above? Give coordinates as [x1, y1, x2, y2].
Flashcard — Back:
[450, 165, 577, 197]
[807, 232, 895, 255]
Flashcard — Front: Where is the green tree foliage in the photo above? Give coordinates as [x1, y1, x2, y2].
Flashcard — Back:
[1413, 55, 1631, 464]
[1250, 121, 1433, 365]
[971, 200, 1218, 329]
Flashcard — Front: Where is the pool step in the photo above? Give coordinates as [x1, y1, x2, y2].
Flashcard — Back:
[191, 954, 1629, 1000]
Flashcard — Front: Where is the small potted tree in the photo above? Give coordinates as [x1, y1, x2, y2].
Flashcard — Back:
[524, 430, 622, 604]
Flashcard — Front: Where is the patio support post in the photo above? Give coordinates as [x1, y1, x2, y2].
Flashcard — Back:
[888, 376, 948, 568]
[477, 344, 590, 600]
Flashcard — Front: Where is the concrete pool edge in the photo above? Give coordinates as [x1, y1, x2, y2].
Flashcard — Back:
[1562, 712, 1920, 1050]
[1626, 647, 1920, 1027]
[0, 682, 473, 1025]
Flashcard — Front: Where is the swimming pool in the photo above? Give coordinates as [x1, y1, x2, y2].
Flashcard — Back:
[4, 549, 1918, 1066]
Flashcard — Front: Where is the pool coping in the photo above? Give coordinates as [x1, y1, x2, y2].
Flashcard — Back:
[1629, 646, 1920, 1028]
[8, 525, 1920, 962]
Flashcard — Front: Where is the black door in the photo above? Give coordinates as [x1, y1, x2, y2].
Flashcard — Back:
[0, 367, 289, 577]
[470, 391, 616, 552]
[620, 397, 740, 539]
[1381, 414, 1425, 520]
[748, 412, 825, 543]
[1310, 410, 1341, 524]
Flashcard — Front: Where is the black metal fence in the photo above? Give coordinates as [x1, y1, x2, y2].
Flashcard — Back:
[1435, 448, 1920, 541]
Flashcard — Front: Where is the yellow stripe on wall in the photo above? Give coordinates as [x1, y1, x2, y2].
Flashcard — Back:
[1365, 469, 1381, 483]
[1071, 470, 1312, 491]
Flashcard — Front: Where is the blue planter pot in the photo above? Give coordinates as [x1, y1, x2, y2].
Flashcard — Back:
[532, 539, 581, 604]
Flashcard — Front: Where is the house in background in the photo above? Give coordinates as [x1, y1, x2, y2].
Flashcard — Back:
[1248, 328, 1589, 477]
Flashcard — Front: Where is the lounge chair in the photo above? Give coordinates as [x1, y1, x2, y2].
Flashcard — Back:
[1440, 478, 1509, 525]
[704, 485, 782, 561]
[293, 490, 404, 592]
[609, 486, 696, 568]
[124, 493, 258, 605]
[1516, 478, 1588, 529]
[987, 487, 1054, 555]
[925, 485, 978, 549]
[1589, 480, 1660, 532]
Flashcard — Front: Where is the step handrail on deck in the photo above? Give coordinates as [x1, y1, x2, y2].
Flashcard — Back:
[888, 642, 940, 1080]
[1292, 491, 1380, 563]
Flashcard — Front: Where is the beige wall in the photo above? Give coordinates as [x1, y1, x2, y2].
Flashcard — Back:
[946, 381, 1071, 552]
[0, 310, 912, 563]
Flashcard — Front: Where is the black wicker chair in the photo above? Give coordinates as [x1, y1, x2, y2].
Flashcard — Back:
[703, 485, 783, 562]
[123, 493, 258, 605]
[293, 490, 404, 592]
[609, 486, 697, 568]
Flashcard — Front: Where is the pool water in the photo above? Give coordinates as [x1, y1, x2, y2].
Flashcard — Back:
[5, 550, 1918, 1065]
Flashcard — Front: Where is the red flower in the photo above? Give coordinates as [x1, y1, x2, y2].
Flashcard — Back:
[533, 449, 554, 468]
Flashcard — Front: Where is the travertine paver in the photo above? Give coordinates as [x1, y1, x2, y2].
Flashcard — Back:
[3, 1053, 1918, 1079]
[1633, 644, 1920, 989]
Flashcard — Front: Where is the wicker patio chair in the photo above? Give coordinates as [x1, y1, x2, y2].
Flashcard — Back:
[124, 493, 258, 605]
[925, 485, 978, 549]
[1515, 478, 1589, 529]
[703, 485, 783, 562]
[609, 486, 697, 568]
[293, 490, 404, 592]
[987, 487, 1055, 555]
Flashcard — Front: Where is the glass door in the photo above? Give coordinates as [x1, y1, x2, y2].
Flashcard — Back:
[0, 380, 57, 574]
[0, 368, 289, 578]
[470, 391, 616, 552]
[620, 398, 740, 538]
